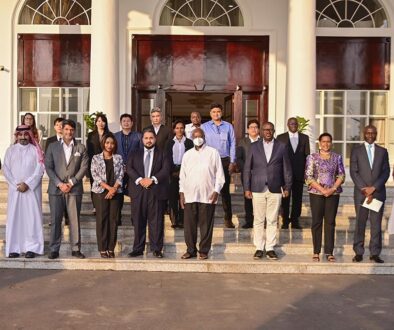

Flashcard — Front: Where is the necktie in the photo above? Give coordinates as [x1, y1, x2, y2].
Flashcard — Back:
[144, 150, 151, 177]
[367, 144, 373, 168]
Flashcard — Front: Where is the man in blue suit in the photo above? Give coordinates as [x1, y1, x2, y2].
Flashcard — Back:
[114, 114, 141, 225]
[243, 122, 292, 260]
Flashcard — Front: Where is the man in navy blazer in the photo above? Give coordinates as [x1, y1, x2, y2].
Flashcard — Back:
[114, 114, 141, 225]
[350, 125, 390, 263]
[126, 128, 170, 258]
[243, 122, 292, 260]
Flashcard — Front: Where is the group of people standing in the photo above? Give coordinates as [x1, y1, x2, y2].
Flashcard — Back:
[2, 105, 391, 264]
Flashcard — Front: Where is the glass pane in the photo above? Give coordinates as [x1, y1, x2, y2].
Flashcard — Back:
[370, 118, 385, 144]
[315, 117, 320, 136]
[141, 99, 154, 116]
[37, 114, 53, 139]
[346, 91, 367, 115]
[331, 143, 343, 157]
[62, 88, 79, 112]
[141, 115, 151, 129]
[346, 117, 367, 141]
[68, 114, 83, 139]
[245, 100, 258, 116]
[389, 119, 394, 143]
[324, 117, 343, 140]
[370, 92, 387, 115]
[39, 88, 60, 112]
[324, 91, 344, 115]
[19, 88, 37, 112]
[83, 88, 90, 113]
[315, 91, 321, 115]
[345, 143, 358, 166]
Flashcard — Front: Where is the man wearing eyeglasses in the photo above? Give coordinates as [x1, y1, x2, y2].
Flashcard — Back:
[201, 103, 236, 228]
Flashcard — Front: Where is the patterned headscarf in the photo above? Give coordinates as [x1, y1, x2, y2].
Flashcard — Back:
[14, 125, 45, 165]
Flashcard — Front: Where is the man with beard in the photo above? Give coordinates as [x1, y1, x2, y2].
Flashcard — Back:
[3, 125, 45, 258]
[127, 129, 170, 258]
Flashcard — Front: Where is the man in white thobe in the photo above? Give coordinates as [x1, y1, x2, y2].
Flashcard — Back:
[3, 125, 45, 258]
[179, 128, 225, 260]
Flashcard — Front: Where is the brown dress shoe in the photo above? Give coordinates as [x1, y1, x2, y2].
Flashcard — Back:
[181, 252, 197, 259]
[199, 253, 208, 260]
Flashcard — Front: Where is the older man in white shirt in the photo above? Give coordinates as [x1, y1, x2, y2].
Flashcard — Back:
[179, 128, 225, 260]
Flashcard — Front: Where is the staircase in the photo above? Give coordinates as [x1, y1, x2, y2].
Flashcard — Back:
[1, 174, 394, 274]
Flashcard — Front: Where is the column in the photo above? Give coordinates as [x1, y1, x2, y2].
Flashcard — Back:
[90, 0, 119, 132]
[286, 0, 316, 150]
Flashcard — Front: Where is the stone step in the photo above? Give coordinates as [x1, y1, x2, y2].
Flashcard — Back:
[1, 253, 394, 274]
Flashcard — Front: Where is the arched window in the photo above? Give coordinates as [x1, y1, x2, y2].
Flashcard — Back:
[160, 0, 244, 26]
[316, 0, 389, 28]
[19, 0, 91, 25]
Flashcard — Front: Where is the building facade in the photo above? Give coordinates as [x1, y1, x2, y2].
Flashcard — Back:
[1, 0, 394, 171]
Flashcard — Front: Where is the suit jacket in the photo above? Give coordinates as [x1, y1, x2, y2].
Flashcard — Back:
[144, 125, 172, 151]
[87, 130, 105, 161]
[236, 136, 259, 172]
[45, 135, 60, 153]
[350, 143, 390, 202]
[165, 137, 194, 172]
[114, 131, 142, 164]
[90, 152, 124, 194]
[45, 141, 89, 195]
[243, 139, 292, 194]
[126, 147, 171, 200]
[276, 131, 310, 181]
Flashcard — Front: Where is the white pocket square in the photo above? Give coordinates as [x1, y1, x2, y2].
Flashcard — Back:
[74, 152, 81, 157]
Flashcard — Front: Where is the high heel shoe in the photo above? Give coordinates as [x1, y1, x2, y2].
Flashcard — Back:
[100, 251, 109, 258]
[107, 251, 115, 258]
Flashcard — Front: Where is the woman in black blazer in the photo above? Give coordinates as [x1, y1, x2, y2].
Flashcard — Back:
[165, 120, 193, 229]
[87, 114, 110, 213]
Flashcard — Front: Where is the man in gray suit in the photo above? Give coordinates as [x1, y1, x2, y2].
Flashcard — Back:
[45, 119, 89, 259]
[350, 125, 390, 263]
[243, 122, 292, 260]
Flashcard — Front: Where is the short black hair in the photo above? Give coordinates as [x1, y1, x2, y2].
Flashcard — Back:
[53, 117, 64, 126]
[318, 132, 332, 142]
[62, 119, 76, 129]
[210, 103, 223, 111]
[247, 119, 260, 129]
[120, 113, 133, 122]
[142, 128, 156, 138]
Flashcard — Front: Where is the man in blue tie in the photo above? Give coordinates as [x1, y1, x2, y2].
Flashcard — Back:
[126, 129, 171, 258]
[350, 125, 390, 263]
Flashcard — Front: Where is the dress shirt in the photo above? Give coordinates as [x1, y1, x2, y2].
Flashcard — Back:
[201, 120, 236, 162]
[263, 139, 274, 163]
[153, 124, 161, 135]
[172, 136, 186, 165]
[135, 147, 158, 185]
[289, 131, 299, 153]
[56, 134, 62, 141]
[364, 142, 375, 166]
[185, 123, 200, 139]
[249, 136, 260, 143]
[61, 139, 74, 164]
[179, 145, 225, 204]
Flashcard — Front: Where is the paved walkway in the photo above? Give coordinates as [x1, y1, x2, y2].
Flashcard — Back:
[1, 270, 393, 330]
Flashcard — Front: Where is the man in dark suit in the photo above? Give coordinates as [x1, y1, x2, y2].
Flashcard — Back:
[45, 117, 64, 153]
[45, 119, 89, 259]
[127, 129, 171, 258]
[236, 119, 260, 228]
[144, 107, 172, 151]
[114, 114, 141, 225]
[350, 125, 390, 264]
[277, 117, 310, 229]
[244, 122, 292, 260]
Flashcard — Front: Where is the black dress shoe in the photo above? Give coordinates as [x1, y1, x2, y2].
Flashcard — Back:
[153, 251, 164, 258]
[8, 252, 20, 258]
[48, 251, 59, 259]
[253, 250, 264, 259]
[181, 252, 197, 259]
[266, 250, 279, 260]
[25, 251, 35, 259]
[242, 223, 253, 229]
[128, 250, 143, 257]
[72, 251, 86, 259]
[370, 255, 384, 263]
[291, 223, 302, 229]
[199, 253, 208, 260]
[224, 220, 235, 228]
[352, 254, 363, 262]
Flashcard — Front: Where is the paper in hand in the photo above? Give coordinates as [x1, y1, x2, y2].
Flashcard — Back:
[361, 198, 383, 213]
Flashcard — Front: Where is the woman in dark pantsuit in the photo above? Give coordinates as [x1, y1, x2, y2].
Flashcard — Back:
[305, 133, 345, 262]
[91, 133, 124, 258]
